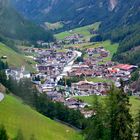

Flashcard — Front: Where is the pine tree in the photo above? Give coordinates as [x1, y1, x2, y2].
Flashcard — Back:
[107, 86, 133, 140]
[85, 95, 105, 140]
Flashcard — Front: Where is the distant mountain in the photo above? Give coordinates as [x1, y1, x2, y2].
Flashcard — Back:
[11, 0, 140, 65]
[11, 0, 109, 27]
[11, 0, 140, 31]
[0, 0, 54, 42]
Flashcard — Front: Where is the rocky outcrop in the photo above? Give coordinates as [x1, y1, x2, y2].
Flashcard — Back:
[109, 0, 118, 11]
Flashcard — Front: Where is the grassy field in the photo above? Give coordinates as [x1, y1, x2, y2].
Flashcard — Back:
[0, 94, 83, 140]
[86, 77, 112, 83]
[55, 22, 100, 40]
[0, 43, 36, 71]
[75, 95, 140, 117]
[82, 40, 118, 55]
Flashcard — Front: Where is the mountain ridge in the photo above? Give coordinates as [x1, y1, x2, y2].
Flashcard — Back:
[11, 0, 140, 32]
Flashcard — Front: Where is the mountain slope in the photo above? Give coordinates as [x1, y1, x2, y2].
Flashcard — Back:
[11, 0, 109, 27]
[0, 94, 83, 140]
[100, 0, 140, 32]
[0, 43, 35, 70]
[0, 0, 53, 42]
[12, 0, 109, 26]
[12, 0, 140, 31]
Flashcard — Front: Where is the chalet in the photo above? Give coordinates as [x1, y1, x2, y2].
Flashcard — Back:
[37, 65, 56, 73]
[71, 80, 97, 93]
[71, 80, 110, 95]
[112, 64, 138, 73]
[65, 98, 87, 109]
[40, 80, 56, 92]
[100, 50, 109, 57]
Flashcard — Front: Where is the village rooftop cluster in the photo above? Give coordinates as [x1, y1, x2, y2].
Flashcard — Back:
[4, 32, 138, 118]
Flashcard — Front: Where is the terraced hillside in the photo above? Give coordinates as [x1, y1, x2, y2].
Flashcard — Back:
[0, 94, 83, 140]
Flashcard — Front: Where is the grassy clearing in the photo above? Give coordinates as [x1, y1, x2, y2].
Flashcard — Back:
[0, 43, 36, 71]
[0, 94, 83, 140]
[86, 77, 112, 83]
[44, 22, 63, 30]
[55, 22, 100, 40]
[74, 95, 140, 117]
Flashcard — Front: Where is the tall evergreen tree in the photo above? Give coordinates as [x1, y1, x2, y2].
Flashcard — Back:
[107, 86, 133, 140]
[85, 95, 105, 140]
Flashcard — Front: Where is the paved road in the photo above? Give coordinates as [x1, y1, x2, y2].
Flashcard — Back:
[0, 92, 4, 102]
[56, 50, 82, 82]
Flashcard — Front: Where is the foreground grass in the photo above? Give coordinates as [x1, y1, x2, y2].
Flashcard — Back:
[75, 95, 140, 117]
[0, 95, 83, 140]
[0, 43, 35, 71]
[55, 22, 100, 40]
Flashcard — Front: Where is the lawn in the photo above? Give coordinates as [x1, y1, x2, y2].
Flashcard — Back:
[86, 77, 113, 83]
[75, 95, 140, 117]
[55, 22, 100, 40]
[0, 94, 83, 140]
[0, 43, 36, 71]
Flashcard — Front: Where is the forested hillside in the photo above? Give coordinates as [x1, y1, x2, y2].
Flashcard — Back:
[0, 0, 54, 42]
[12, 0, 140, 30]
[11, 0, 109, 28]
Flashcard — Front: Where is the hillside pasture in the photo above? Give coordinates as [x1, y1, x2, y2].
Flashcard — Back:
[0, 95, 84, 140]
[55, 22, 100, 40]
[0, 43, 36, 71]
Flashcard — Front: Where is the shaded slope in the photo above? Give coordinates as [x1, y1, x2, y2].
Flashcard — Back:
[0, 0, 53, 42]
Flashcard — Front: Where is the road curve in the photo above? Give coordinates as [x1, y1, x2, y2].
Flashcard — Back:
[0, 92, 4, 102]
[56, 50, 82, 82]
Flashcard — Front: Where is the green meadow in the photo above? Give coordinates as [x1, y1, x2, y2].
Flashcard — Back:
[0, 94, 83, 140]
[0, 43, 36, 71]
[55, 22, 100, 40]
